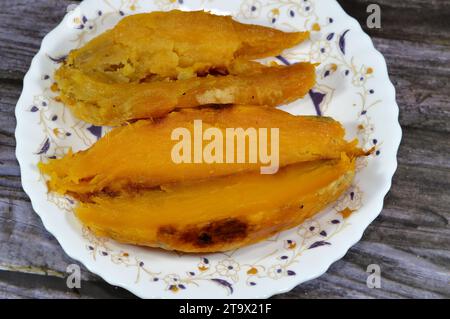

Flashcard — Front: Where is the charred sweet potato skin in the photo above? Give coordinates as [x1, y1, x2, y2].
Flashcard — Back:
[38, 106, 362, 198]
[76, 157, 355, 252]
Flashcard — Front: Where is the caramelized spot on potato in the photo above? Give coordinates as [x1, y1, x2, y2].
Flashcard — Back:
[159, 218, 248, 248]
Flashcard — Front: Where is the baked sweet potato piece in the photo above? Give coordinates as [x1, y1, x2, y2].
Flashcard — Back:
[65, 10, 309, 82]
[54, 10, 313, 125]
[76, 156, 355, 252]
[39, 106, 363, 198]
[55, 61, 316, 126]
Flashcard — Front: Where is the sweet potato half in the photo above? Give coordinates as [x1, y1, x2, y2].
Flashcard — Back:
[40, 106, 367, 252]
[76, 156, 355, 252]
[39, 106, 363, 198]
[54, 10, 313, 125]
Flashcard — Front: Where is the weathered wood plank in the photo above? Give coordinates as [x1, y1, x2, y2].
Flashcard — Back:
[1, 73, 449, 298]
[337, 0, 450, 46]
[0, 80, 21, 140]
[398, 128, 450, 169]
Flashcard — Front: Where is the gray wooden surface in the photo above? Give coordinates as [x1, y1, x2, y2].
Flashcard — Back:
[0, 0, 449, 299]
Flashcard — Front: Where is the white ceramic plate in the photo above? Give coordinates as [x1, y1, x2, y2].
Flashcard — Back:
[15, 0, 401, 299]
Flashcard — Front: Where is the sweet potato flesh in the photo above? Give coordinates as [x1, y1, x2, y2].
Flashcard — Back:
[54, 10, 313, 125]
[39, 10, 367, 252]
[66, 10, 309, 82]
[39, 106, 362, 198]
[56, 62, 316, 126]
[76, 156, 355, 252]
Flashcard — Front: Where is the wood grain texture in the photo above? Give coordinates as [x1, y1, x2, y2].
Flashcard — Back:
[0, 0, 449, 299]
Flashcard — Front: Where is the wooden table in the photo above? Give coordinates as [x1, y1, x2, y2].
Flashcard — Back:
[0, 0, 448, 299]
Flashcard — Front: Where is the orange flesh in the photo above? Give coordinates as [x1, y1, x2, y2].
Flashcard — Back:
[55, 62, 316, 126]
[38, 106, 362, 197]
[77, 156, 355, 252]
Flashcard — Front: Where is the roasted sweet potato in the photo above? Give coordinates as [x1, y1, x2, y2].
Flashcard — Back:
[55, 61, 316, 126]
[76, 156, 355, 252]
[65, 10, 309, 82]
[54, 10, 313, 125]
[39, 106, 363, 198]
[38, 10, 366, 254]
